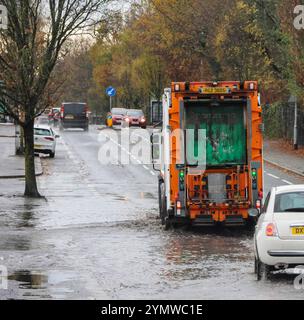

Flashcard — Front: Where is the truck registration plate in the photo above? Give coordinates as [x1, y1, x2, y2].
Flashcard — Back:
[201, 87, 230, 94]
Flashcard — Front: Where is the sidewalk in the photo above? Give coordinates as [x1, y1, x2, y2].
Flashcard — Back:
[0, 123, 16, 137]
[264, 139, 304, 177]
[0, 125, 42, 179]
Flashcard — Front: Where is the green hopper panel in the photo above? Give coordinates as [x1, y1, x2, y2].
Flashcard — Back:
[185, 100, 247, 167]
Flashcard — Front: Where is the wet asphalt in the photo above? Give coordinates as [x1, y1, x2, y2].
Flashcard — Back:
[0, 126, 304, 300]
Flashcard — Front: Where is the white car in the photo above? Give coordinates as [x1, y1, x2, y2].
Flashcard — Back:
[254, 185, 304, 280]
[34, 125, 59, 158]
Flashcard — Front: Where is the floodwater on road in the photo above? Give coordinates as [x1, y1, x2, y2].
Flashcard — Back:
[0, 127, 304, 300]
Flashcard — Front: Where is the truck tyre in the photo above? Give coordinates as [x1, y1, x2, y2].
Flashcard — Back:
[158, 179, 163, 218]
[164, 218, 172, 230]
[159, 181, 167, 226]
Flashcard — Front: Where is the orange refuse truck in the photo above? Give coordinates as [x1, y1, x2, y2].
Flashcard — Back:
[154, 81, 264, 228]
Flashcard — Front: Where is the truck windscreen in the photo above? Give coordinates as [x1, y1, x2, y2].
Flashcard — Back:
[185, 100, 247, 167]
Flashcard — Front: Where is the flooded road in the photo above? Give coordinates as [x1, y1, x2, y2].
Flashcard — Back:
[0, 126, 304, 299]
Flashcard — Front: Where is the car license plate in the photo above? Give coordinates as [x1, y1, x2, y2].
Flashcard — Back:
[201, 87, 230, 94]
[65, 115, 74, 120]
[292, 227, 304, 235]
[34, 144, 42, 148]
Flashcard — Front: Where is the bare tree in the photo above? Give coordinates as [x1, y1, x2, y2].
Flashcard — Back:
[0, 0, 109, 197]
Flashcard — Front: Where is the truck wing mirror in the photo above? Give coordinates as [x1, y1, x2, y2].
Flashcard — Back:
[151, 133, 161, 172]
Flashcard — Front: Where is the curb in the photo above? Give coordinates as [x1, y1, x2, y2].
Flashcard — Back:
[264, 158, 304, 178]
[0, 158, 43, 179]
[0, 135, 16, 138]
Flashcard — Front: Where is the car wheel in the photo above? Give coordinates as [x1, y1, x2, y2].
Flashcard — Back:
[256, 257, 272, 281]
[49, 152, 55, 158]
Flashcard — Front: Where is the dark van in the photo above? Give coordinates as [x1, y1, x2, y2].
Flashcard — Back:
[60, 102, 89, 131]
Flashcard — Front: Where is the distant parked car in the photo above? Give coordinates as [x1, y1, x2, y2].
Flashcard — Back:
[254, 185, 304, 280]
[122, 109, 147, 129]
[60, 102, 89, 131]
[110, 108, 127, 126]
[34, 125, 59, 158]
[48, 107, 61, 125]
[36, 116, 50, 125]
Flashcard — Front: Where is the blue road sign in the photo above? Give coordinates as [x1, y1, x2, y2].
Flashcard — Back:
[106, 86, 116, 97]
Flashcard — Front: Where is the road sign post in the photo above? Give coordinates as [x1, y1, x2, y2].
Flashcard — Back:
[106, 86, 117, 111]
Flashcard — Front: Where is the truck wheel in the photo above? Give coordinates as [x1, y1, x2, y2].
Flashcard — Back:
[158, 179, 163, 218]
[158, 180, 167, 225]
[164, 217, 172, 230]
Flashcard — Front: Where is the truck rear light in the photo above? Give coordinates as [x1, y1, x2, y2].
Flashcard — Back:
[85, 105, 89, 118]
[258, 190, 263, 199]
[176, 201, 182, 216]
[256, 199, 261, 209]
[60, 106, 64, 118]
[266, 223, 278, 237]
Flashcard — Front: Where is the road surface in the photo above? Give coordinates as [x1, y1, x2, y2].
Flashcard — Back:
[0, 126, 304, 299]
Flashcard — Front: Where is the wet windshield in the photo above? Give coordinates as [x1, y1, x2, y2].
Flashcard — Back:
[127, 111, 144, 117]
[112, 108, 127, 116]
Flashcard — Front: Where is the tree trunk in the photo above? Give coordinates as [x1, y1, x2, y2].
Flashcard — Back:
[23, 120, 41, 198]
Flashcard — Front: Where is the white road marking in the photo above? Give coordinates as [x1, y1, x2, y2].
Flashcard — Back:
[267, 173, 280, 179]
[105, 132, 157, 177]
[282, 179, 293, 185]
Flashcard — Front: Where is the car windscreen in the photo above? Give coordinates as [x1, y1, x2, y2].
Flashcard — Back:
[63, 104, 86, 114]
[34, 128, 52, 136]
[111, 108, 126, 116]
[127, 111, 144, 117]
[274, 192, 304, 212]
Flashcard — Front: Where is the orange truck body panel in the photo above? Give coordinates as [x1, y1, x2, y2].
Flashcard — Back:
[167, 81, 263, 226]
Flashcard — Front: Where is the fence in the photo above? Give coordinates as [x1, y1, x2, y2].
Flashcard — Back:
[263, 102, 304, 146]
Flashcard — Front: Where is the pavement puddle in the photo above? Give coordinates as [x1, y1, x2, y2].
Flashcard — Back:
[8, 270, 48, 290]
